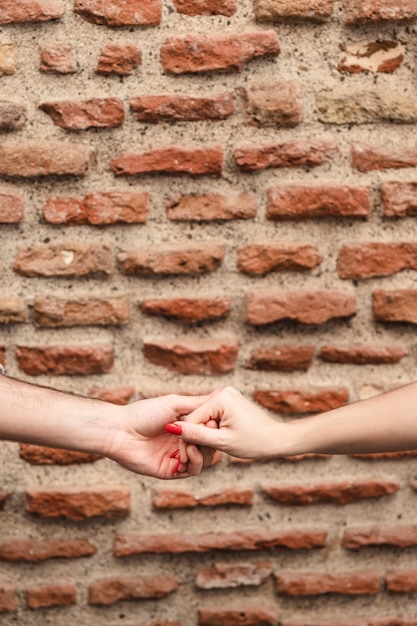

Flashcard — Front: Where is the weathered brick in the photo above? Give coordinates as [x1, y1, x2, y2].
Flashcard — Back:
[0, 101, 26, 131]
[0, 44, 17, 76]
[0, 492, 10, 510]
[198, 606, 278, 626]
[0, 191, 24, 223]
[343, 0, 417, 25]
[19, 444, 101, 465]
[97, 43, 141, 75]
[0, 140, 95, 177]
[0, 297, 26, 323]
[338, 40, 405, 74]
[43, 191, 149, 225]
[111, 145, 223, 177]
[173, 0, 237, 15]
[16, 344, 114, 376]
[266, 185, 371, 219]
[74, 0, 162, 26]
[0, 538, 96, 562]
[161, 31, 280, 74]
[166, 193, 256, 221]
[246, 289, 357, 325]
[237, 243, 322, 274]
[89, 385, 135, 404]
[282, 619, 417, 626]
[26, 487, 130, 520]
[316, 88, 417, 124]
[40, 98, 124, 129]
[0, 1, 64, 23]
[262, 479, 399, 505]
[196, 562, 272, 589]
[245, 81, 302, 127]
[39, 43, 77, 73]
[130, 93, 234, 123]
[88, 575, 179, 606]
[143, 337, 238, 374]
[118, 243, 224, 276]
[247, 345, 315, 371]
[352, 143, 417, 172]
[276, 571, 381, 595]
[140, 297, 231, 322]
[338, 243, 417, 279]
[26, 582, 76, 609]
[13, 243, 113, 277]
[34, 295, 129, 327]
[152, 487, 253, 509]
[114, 529, 327, 555]
[0, 585, 16, 612]
[373, 289, 417, 324]
[344, 525, 417, 550]
[234, 139, 337, 171]
[382, 182, 417, 216]
[386, 570, 417, 593]
[319, 345, 406, 365]
[255, 0, 335, 22]
[0, 348, 5, 371]
[253, 387, 349, 414]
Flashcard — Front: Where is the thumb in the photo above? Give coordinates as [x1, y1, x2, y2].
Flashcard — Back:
[168, 421, 223, 449]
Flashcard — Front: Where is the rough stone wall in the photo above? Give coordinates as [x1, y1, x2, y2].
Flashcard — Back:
[2, 0, 417, 624]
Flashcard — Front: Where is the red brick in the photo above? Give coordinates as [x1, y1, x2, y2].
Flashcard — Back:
[267, 184, 371, 219]
[282, 619, 417, 626]
[130, 93, 234, 123]
[0, 101, 27, 131]
[338, 40, 405, 74]
[276, 571, 381, 595]
[247, 345, 315, 371]
[26, 487, 130, 520]
[237, 243, 322, 274]
[34, 295, 129, 327]
[114, 529, 327, 555]
[13, 242, 113, 277]
[343, 0, 417, 25]
[196, 562, 272, 589]
[88, 575, 179, 606]
[43, 191, 149, 225]
[352, 450, 417, 460]
[373, 289, 417, 324]
[0, 297, 26, 323]
[152, 487, 253, 509]
[262, 479, 399, 505]
[166, 192, 256, 221]
[40, 98, 124, 129]
[19, 444, 101, 465]
[352, 143, 417, 172]
[339, 243, 417, 279]
[118, 243, 224, 276]
[344, 525, 417, 550]
[0, 348, 5, 371]
[143, 337, 238, 374]
[74, 0, 162, 26]
[0, 0, 64, 23]
[233, 139, 337, 171]
[16, 344, 114, 376]
[253, 387, 349, 414]
[254, 0, 335, 22]
[386, 570, 417, 592]
[26, 582, 76, 609]
[244, 81, 302, 127]
[319, 345, 406, 365]
[89, 385, 135, 404]
[0, 140, 95, 177]
[0, 537, 96, 562]
[111, 144, 223, 177]
[97, 43, 141, 75]
[39, 44, 77, 73]
[382, 182, 417, 216]
[161, 31, 280, 74]
[0, 585, 16, 612]
[0, 191, 24, 222]
[140, 297, 231, 322]
[198, 606, 278, 626]
[0, 43, 17, 75]
[246, 289, 357, 325]
[173, 0, 237, 15]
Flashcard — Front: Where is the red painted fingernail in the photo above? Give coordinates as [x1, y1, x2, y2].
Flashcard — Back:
[172, 459, 181, 475]
[165, 423, 182, 435]
[170, 449, 179, 459]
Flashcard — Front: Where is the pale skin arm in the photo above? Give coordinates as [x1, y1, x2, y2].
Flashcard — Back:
[172, 384, 417, 459]
[0, 374, 213, 479]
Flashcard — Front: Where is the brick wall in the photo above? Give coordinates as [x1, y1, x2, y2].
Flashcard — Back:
[1, 0, 417, 624]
